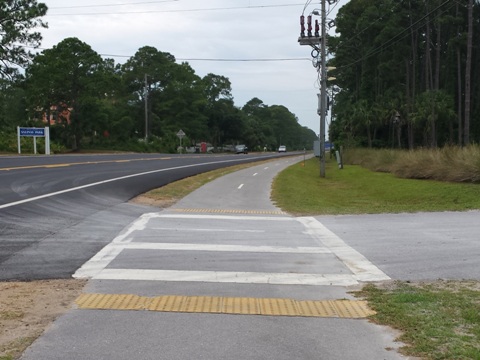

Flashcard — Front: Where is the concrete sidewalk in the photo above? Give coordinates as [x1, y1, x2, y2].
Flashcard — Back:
[21, 156, 411, 360]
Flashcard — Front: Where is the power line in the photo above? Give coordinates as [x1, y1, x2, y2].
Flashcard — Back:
[20, 44, 310, 62]
[50, 0, 179, 9]
[46, 3, 305, 16]
[162, 57, 310, 62]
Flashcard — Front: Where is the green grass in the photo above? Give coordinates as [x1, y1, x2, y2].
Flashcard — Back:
[357, 281, 480, 359]
[0, 337, 37, 360]
[271, 157, 480, 215]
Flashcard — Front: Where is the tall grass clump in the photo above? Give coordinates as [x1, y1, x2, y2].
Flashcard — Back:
[344, 145, 480, 183]
[342, 148, 401, 172]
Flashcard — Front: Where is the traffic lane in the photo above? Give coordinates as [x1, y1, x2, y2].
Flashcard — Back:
[0, 152, 214, 168]
[0, 153, 286, 206]
[0, 152, 294, 172]
[316, 211, 480, 281]
[0, 202, 157, 280]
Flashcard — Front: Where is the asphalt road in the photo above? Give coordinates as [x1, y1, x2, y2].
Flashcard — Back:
[0, 152, 294, 280]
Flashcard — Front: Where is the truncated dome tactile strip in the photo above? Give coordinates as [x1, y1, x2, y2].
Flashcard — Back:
[75, 294, 376, 318]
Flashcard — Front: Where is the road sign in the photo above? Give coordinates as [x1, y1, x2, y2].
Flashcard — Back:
[19, 127, 45, 137]
[176, 130, 186, 152]
[17, 127, 50, 155]
[176, 129, 186, 138]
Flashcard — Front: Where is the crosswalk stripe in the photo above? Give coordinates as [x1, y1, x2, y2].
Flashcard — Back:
[92, 269, 360, 286]
[101, 242, 331, 254]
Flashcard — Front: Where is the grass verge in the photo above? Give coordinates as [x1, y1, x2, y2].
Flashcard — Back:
[357, 281, 480, 359]
[270, 157, 480, 215]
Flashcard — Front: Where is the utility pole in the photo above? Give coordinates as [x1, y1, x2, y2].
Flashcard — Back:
[144, 73, 148, 142]
[319, 0, 327, 177]
[299, 0, 328, 178]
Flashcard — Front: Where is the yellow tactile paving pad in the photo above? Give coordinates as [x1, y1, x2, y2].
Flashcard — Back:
[172, 208, 286, 215]
[75, 294, 375, 318]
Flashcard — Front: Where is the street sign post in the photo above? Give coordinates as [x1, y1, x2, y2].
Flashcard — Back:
[17, 127, 51, 155]
[176, 129, 186, 152]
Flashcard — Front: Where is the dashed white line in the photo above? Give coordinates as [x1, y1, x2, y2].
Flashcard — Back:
[238, 184, 244, 189]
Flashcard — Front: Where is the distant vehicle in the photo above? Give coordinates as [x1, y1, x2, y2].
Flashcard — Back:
[235, 145, 248, 154]
[278, 145, 287, 152]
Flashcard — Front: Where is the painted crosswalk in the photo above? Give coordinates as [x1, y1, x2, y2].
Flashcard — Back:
[74, 213, 390, 286]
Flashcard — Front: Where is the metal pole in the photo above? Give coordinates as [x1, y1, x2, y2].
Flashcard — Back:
[144, 73, 148, 142]
[17, 126, 21, 154]
[319, 0, 327, 177]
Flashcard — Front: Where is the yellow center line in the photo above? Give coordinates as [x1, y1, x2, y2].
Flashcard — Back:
[75, 293, 375, 318]
[0, 157, 173, 171]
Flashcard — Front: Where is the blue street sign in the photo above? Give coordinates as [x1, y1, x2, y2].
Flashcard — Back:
[19, 127, 45, 137]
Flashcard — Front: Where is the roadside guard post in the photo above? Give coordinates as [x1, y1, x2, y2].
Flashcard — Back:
[17, 126, 51, 155]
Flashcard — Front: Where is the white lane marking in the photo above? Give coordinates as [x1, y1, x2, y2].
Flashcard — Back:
[95, 242, 331, 254]
[264, 167, 269, 170]
[93, 269, 359, 286]
[0, 156, 277, 209]
[238, 184, 244, 189]
[253, 173, 258, 176]
[297, 217, 390, 282]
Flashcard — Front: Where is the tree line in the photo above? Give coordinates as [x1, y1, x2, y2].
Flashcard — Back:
[0, 1, 316, 153]
[329, 0, 479, 149]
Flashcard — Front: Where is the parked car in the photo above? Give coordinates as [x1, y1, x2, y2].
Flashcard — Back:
[278, 145, 287, 152]
[235, 145, 248, 154]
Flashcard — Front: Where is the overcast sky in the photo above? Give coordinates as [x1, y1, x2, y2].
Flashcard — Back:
[38, 0, 348, 134]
